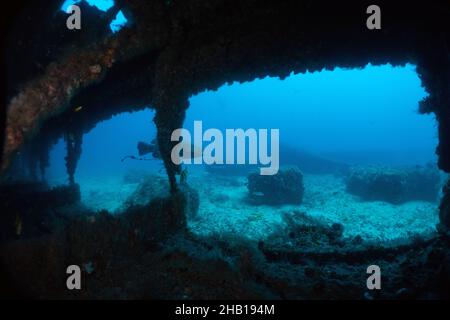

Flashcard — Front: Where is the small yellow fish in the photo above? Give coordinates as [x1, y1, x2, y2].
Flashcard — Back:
[14, 214, 22, 236]
[74, 106, 83, 112]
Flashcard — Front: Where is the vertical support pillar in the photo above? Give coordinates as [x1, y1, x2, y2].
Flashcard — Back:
[154, 100, 187, 194]
[64, 130, 83, 185]
[417, 36, 450, 231]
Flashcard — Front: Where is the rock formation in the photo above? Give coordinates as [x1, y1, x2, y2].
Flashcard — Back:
[247, 166, 304, 205]
[346, 166, 442, 204]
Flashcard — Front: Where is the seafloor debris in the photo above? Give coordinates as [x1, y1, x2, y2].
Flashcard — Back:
[270, 210, 346, 247]
[247, 166, 304, 205]
[1, 188, 449, 299]
[345, 166, 441, 204]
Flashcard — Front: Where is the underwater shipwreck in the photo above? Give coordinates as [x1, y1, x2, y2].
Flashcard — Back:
[1, 0, 450, 300]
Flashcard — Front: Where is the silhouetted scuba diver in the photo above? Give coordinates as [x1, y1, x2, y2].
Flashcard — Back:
[137, 139, 162, 158]
[121, 139, 160, 162]
[121, 138, 200, 163]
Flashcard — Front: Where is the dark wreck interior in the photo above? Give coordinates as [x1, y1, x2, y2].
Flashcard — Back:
[1, 0, 450, 299]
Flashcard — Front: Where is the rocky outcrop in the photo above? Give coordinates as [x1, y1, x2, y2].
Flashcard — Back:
[247, 166, 304, 205]
[346, 166, 442, 204]
[121, 174, 199, 219]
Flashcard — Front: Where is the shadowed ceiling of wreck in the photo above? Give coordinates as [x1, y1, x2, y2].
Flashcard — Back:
[1, 0, 450, 189]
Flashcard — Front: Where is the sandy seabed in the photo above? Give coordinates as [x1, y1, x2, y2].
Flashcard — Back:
[188, 172, 440, 242]
[51, 170, 440, 243]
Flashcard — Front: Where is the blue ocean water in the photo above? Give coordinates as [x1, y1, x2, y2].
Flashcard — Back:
[185, 64, 435, 167]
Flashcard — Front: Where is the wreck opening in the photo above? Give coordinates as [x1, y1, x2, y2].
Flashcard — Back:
[184, 63, 444, 242]
[46, 108, 167, 212]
